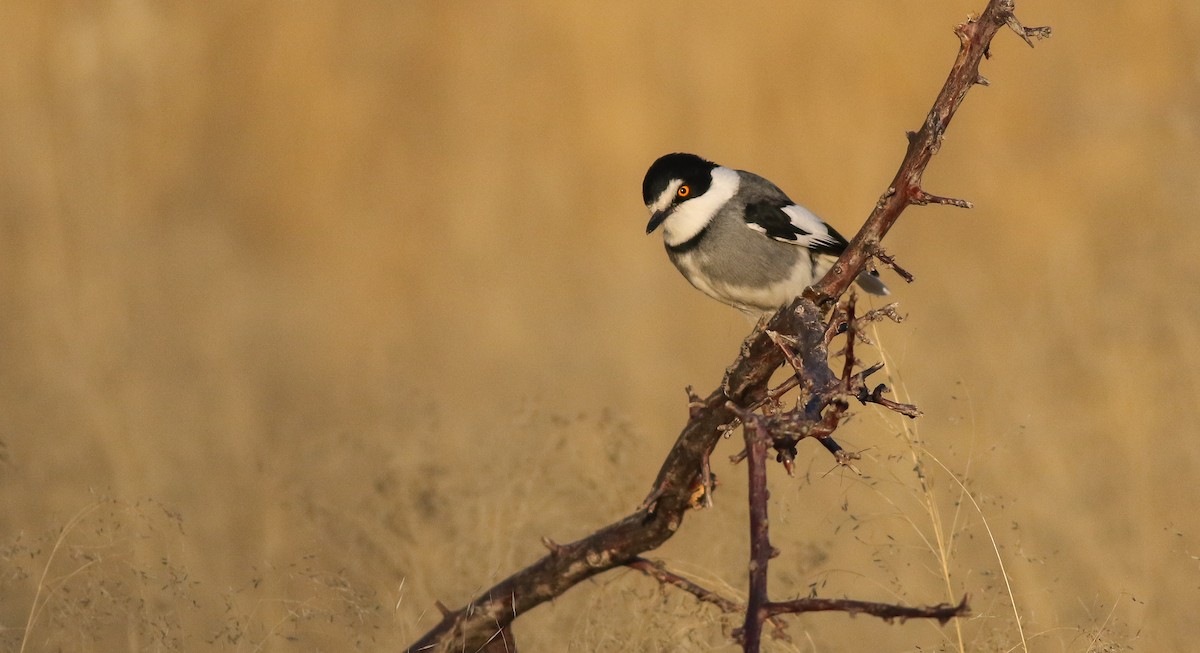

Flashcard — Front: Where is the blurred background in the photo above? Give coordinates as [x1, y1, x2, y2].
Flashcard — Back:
[2, 1, 1197, 651]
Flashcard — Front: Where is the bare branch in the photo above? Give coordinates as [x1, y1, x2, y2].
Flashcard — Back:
[822, 303, 851, 346]
[628, 558, 966, 641]
[766, 594, 970, 624]
[738, 420, 773, 650]
[804, 0, 1049, 305]
[913, 190, 974, 209]
[859, 303, 906, 326]
[874, 249, 915, 284]
[627, 557, 792, 640]
[766, 330, 803, 374]
[626, 557, 743, 614]
[858, 383, 924, 418]
[999, 0, 1052, 47]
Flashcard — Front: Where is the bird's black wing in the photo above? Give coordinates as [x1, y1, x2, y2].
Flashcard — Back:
[742, 200, 848, 256]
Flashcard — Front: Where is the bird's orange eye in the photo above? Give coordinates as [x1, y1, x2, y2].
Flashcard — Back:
[677, 185, 690, 198]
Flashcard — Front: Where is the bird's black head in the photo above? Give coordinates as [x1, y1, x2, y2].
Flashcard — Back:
[642, 153, 718, 234]
[642, 153, 718, 207]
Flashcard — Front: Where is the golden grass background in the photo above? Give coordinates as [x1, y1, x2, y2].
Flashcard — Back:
[2, 1, 1198, 650]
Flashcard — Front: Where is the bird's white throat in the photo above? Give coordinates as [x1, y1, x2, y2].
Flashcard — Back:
[661, 167, 740, 247]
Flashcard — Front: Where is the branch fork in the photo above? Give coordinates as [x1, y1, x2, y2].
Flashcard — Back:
[735, 294, 918, 476]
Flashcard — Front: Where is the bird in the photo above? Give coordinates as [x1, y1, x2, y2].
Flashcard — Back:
[643, 152, 887, 313]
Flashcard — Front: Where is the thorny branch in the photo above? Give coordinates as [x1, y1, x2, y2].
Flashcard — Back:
[625, 557, 743, 614]
[404, 1, 1046, 651]
[766, 594, 970, 624]
[626, 557, 967, 637]
[735, 294, 918, 478]
[804, 0, 1050, 306]
[738, 418, 773, 650]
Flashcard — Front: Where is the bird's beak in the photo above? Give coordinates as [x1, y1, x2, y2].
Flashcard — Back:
[645, 210, 668, 234]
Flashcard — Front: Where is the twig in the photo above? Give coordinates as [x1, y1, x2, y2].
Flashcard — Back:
[822, 303, 851, 346]
[858, 383, 923, 418]
[766, 594, 970, 624]
[998, 0, 1052, 47]
[626, 557, 791, 639]
[874, 249, 915, 284]
[765, 375, 800, 404]
[912, 190, 974, 208]
[626, 557, 742, 614]
[859, 303, 906, 326]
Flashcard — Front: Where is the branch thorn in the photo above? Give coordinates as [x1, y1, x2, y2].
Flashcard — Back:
[874, 249, 915, 284]
[913, 189, 973, 209]
[1003, 11, 1052, 47]
[825, 447, 863, 476]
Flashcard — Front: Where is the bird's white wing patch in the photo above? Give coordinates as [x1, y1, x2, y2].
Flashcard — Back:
[779, 204, 841, 249]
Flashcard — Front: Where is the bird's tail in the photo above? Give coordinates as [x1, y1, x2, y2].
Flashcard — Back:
[814, 255, 890, 296]
[854, 269, 889, 296]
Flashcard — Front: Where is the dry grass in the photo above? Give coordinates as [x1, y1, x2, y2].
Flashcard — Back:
[1, 1, 1197, 650]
